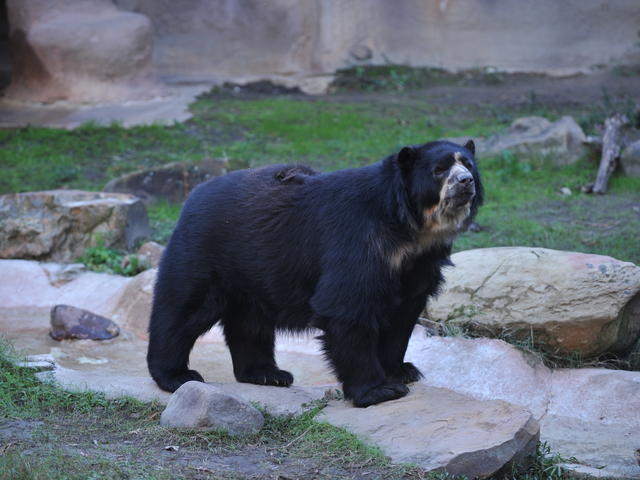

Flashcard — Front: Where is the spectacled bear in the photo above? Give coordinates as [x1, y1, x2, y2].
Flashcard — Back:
[147, 140, 483, 407]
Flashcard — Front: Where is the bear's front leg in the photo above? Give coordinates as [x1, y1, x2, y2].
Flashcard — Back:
[321, 324, 409, 407]
[378, 296, 426, 384]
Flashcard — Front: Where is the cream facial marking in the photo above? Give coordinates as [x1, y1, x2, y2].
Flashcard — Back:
[389, 154, 474, 270]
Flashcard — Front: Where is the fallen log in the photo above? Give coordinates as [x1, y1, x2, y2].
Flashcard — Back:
[591, 114, 628, 194]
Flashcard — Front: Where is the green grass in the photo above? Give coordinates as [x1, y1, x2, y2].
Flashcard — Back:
[2, 90, 639, 265]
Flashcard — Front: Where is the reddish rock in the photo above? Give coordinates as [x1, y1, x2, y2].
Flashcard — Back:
[50, 304, 119, 340]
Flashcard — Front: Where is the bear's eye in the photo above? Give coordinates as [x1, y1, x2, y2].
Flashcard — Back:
[434, 165, 448, 176]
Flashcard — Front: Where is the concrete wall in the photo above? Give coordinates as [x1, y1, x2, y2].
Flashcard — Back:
[116, 0, 640, 90]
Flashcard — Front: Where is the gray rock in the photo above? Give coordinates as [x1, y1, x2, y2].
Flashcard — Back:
[5, 0, 159, 104]
[103, 159, 227, 204]
[320, 384, 539, 479]
[408, 333, 640, 480]
[621, 139, 640, 178]
[0, 190, 150, 262]
[50, 305, 120, 341]
[427, 247, 640, 358]
[160, 381, 264, 436]
[482, 116, 587, 163]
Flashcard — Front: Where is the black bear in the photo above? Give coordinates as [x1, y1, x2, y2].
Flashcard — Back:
[147, 140, 482, 407]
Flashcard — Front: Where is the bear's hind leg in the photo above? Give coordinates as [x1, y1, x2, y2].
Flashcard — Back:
[222, 309, 293, 387]
[147, 284, 223, 392]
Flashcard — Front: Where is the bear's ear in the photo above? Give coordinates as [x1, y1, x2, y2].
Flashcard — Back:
[396, 146, 416, 172]
[464, 139, 476, 156]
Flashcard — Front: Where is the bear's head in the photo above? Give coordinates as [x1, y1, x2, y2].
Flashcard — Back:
[395, 139, 483, 239]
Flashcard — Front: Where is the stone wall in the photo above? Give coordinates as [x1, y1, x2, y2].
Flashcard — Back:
[117, 0, 640, 89]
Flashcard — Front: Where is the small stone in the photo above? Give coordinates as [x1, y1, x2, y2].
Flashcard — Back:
[467, 221, 483, 232]
[160, 381, 264, 436]
[560, 187, 572, 196]
[350, 44, 373, 61]
[136, 241, 165, 268]
[50, 305, 120, 341]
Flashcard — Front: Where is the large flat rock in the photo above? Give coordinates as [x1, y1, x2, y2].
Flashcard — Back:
[320, 384, 539, 479]
[409, 333, 640, 479]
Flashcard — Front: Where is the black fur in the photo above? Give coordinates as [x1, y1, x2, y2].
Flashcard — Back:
[147, 140, 483, 407]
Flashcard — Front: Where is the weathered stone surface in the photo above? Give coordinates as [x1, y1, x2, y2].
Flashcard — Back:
[0, 259, 130, 318]
[109, 268, 156, 337]
[136, 241, 165, 268]
[427, 247, 640, 357]
[482, 116, 587, 163]
[103, 159, 227, 204]
[321, 384, 539, 479]
[50, 305, 119, 341]
[621, 139, 640, 177]
[0, 190, 150, 262]
[407, 334, 552, 419]
[116, 0, 640, 92]
[0, 84, 209, 129]
[543, 368, 640, 479]
[409, 333, 640, 479]
[40, 262, 87, 286]
[6, 0, 159, 104]
[160, 381, 264, 435]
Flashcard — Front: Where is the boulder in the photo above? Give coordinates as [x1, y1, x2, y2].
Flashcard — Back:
[620, 139, 640, 177]
[136, 241, 165, 268]
[321, 384, 539, 479]
[5, 0, 159, 104]
[0, 190, 150, 262]
[482, 116, 587, 163]
[160, 381, 264, 436]
[50, 304, 119, 340]
[427, 247, 640, 357]
[103, 159, 227, 204]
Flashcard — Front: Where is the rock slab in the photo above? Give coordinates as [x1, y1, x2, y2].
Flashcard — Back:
[427, 247, 640, 357]
[408, 334, 640, 479]
[50, 304, 120, 341]
[321, 384, 539, 479]
[160, 381, 264, 436]
[0, 190, 150, 262]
